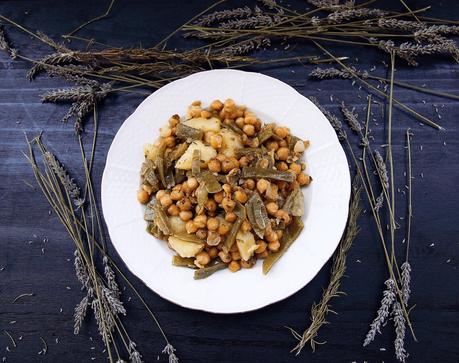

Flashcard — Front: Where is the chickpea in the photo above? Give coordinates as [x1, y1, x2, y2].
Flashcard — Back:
[195, 251, 210, 266]
[211, 100, 223, 111]
[276, 147, 290, 161]
[268, 240, 281, 252]
[266, 140, 279, 152]
[204, 131, 215, 144]
[208, 159, 222, 173]
[207, 217, 219, 231]
[243, 179, 255, 190]
[289, 162, 302, 175]
[195, 229, 207, 240]
[242, 124, 255, 136]
[170, 190, 184, 201]
[208, 247, 219, 258]
[169, 115, 179, 127]
[240, 259, 254, 269]
[266, 230, 279, 243]
[222, 197, 236, 212]
[278, 139, 288, 147]
[222, 183, 232, 195]
[160, 194, 173, 207]
[137, 190, 150, 204]
[192, 100, 201, 106]
[218, 223, 230, 236]
[256, 179, 270, 194]
[275, 209, 291, 224]
[221, 157, 239, 173]
[241, 220, 252, 232]
[159, 125, 172, 138]
[216, 154, 226, 162]
[214, 191, 224, 204]
[201, 110, 212, 118]
[164, 136, 176, 148]
[234, 190, 248, 204]
[179, 210, 193, 222]
[265, 202, 279, 216]
[218, 251, 232, 263]
[177, 198, 192, 211]
[225, 212, 237, 223]
[244, 116, 257, 125]
[167, 204, 180, 216]
[277, 180, 288, 190]
[204, 199, 217, 212]
[210, 134, 223, 149]
[275, 229, 283, 240]
[235, 117, 245, 128]
[186, 221, 198, 234]
[155, 190, 166, 201]
[239, 156, 250, 167]
[186, 177, 199, 191]
[276, 161, 288, 171]
[231, 251, 241, 261]
[259, 159, 269, 169]
[230, 242, 239, 253]
[224, 98, 236, 108]
[297, 173, 312, 186]
[255, 241, 268, 254]
[194, 215, 207, 229]
[228, 260, 241, 272]
[289, 180, 300, 191]
[258, 250, 269, 259]
[274, 127, 289, 139]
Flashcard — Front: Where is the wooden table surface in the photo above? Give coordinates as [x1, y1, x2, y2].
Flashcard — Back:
[0, 0, 458, 362]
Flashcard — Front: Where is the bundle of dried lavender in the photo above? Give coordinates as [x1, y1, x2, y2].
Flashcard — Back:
[0, 25, 18, 58]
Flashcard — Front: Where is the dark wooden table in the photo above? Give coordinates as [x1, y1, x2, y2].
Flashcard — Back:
[1, 1, 458, 362]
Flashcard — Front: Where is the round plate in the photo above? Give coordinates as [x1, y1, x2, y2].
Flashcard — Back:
[101, 69, 350, 314]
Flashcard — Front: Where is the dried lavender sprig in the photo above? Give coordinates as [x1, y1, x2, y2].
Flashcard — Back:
[102, 286, 126, 316]
[327, 8, 387, 24]
[0, 25, 18, 59]
[43, 151, 81, 202]
[400, 262, 411, 305]
[363, 279, 396, 346]
[219, 13, 283, 29]
[74, 294, 89, 334]
[162, 344, 179, 363]
[41, 86, 98, 103]
[307, 0, 354, 10]
[194, 6, 252, 26]
[393, 302, 409, 362]
[310, 97, 347, 140]
[103, 256, 120, 295]
[374, 150, 389, 189]
[221, 36, 271, 55]
[128, 341, 143, 363]
[374, 192, 384, 212]
[28, 51, 77, 80]
[310, 67, 355, 79]
[374, 18, 425, 32]
[74, 250, 90, 289]
[340, 102, 362, 133]
[414, 25, 459, 42]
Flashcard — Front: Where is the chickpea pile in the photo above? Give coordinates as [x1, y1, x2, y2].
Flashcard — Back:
[138, 99, 311, 278]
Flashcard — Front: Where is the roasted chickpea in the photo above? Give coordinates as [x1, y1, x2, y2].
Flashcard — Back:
[186, 177, 199, 191]
[177, 198, 192, 211]
[195, 251, 210, 266]
[155, 189, 166, 201]
[196, 228, 208, 240]
[242, 124, 255, 136]
[225, 212, 237, 223]
[240, 259, 254, 269]
[160, 194, 173, 207]
[208, 159, 222, 173]
[276, 147, 290, 161]
[222, 197, 236, 211]
[170, 190, 184, 201]
[228, 260, 241, 272]
[179, 210, 193, 222]
[222, 183, 232, 195]
[201, 110, 212, 119]
[208, 246, 219, 258]
[289, 162, 302, 175]
[211, 100, 223, 111]
[265, 202, 279, 216]
[137, 190, 150, 204]
[234, 190, 248, 204]
[274, 127, 289, 139]
[231, 251, 241, 261]
[159, 125, 172, 138]
[266, 230, 279, 243]
[216, 154, 227, 162]
[221, 157, 239, 173]
[259, 159, 269, 169]
[186, 221, 198, 234]
[275, 209, 291, 224]
[169, 115, 179, 127]
[275, 229, 284, 240]
[258, 250, 269, 259]
[266, 140, 279, 152]
[210, 134, 223, 149]
[230, 242, 239, 252]
[164, 136, 176, 148]
[204, 199, 217, 212]
[278, 139, 288, 147]
[239, 156, 250, 167]
[192, 100, 201, 106]
[224, 98, 235, 108]
[218, 251, 232, 263]
[276, 161, 288, 171]
[241, 220, 252, 232]
[297, 173, 311, 186]
[207, 217, 219, 231]
[244, 116, 257, 125]
[218, 223, 230, 236]
[255, 241, 268, 254]
[268, 240, 281, 252]
[256, 179, 270, 194]
[214, 191, 224, 204]
[194, 215, 207, 229]
[235, 117, 245, 128]
[243, 179, 255, 190]
[167, 204, 180, 216]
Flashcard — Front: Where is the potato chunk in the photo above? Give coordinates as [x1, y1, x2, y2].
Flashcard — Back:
[236, 230, 258, 261]
[168, 236, 204, 258]
[220, 128, 243, 157]
[175, 141, 217, 170]
[183, 117, 221, 133]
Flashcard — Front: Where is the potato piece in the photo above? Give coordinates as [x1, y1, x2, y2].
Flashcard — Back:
[220, 128, 243, 157]
[168, 236, 204, 258]
[175, 141, 217, 170]
[169, 216, 186, 234]
[236, 230, 258, 261]
[144, 142, 158, 161]
[183, 117, 221, 133]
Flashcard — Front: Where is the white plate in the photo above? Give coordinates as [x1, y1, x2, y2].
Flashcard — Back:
[101, 69, 350, 314]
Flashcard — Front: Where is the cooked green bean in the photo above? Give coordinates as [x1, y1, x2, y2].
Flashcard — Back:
[176, 123, 203, 141]
[172, 256, 196, 269]
[241, 166, 296, 182]
[194, 262, 227, 280]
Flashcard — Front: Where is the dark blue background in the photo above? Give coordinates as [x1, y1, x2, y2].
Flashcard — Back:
[0, 1, 458, 362]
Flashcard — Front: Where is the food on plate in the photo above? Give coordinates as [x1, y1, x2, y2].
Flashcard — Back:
[138, 99, 311, 279]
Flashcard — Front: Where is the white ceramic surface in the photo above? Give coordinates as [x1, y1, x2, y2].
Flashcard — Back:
[101, 69, 350, 314]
